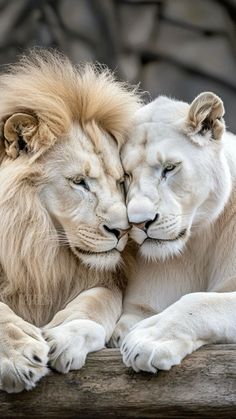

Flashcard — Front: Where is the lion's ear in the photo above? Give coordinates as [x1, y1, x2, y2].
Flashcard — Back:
[185, 92, 225, 146]
[3, 112, 56, 159]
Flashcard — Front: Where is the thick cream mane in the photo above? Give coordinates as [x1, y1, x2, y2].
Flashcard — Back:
[0, 51, 140, 326]
[0, 50, 140, 158]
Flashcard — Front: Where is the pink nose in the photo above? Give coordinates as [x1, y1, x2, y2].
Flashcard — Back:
[132, 221, 147, 230]
[132, 214, 159, 231]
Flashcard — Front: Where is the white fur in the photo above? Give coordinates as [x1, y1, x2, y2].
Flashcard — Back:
[111, 93, 236, 372]
[121, 293, 236, 372]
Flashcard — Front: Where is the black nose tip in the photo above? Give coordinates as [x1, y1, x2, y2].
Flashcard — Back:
[104, 225, 120, 239]
[103, 225, 130, 240]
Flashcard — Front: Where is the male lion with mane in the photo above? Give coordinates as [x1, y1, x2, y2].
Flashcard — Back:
[0, 50, 140, 393]
[110, 92, 236, 373]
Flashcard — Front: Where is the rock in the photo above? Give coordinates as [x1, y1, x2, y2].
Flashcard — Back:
[59, 0, 118, 67]
[0, 0, 235, 132]
[118, 53, 141, 82]
[59, 0, 100, 43]
[0, 0, 26, 46]
[152, 22, 236, 87]
[66, 39, 95, 63]
[164, 0, 232, 32]
[119, 3, 157, 48]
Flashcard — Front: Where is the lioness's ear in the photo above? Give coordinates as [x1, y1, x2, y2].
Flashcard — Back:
[3, 112, 56, 159]
[185, 92, 225, 146]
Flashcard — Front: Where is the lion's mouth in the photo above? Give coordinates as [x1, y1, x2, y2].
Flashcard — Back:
[73, 247, 118, 257]
[145, 229, 187, 244]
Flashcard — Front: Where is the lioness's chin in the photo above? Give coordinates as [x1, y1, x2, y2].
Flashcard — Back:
[72, 248, 121, 270]
[140, 237, 187, 261]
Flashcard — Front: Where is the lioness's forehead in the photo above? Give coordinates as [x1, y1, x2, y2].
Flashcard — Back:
[123, 123, 183, 170]
[122, 97, 190, 170]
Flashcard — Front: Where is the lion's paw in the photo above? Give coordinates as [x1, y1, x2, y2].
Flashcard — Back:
[121, 316, 196, 373]
[0, 321, 49, 393]
[43, 319, 106, 373]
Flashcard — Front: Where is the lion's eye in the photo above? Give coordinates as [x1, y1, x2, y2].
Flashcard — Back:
[117, 178, 125, 192]
[124, 173, 132, 182]
[124, 173, 132, 188]
[71, 177, 90, 191]
[162, 164, 176, 178]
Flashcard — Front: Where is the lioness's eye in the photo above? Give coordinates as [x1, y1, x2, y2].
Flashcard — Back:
[70, 177, 90, 191]
[162, 164, 176, 178]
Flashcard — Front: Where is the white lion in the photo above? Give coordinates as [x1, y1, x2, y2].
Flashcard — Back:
[0, 50, 140, 392]
[110, 92, 236, 373]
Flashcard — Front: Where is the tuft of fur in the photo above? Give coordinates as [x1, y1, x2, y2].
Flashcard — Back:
[0, 49, 141, 158]
[185, 91, 225, 145]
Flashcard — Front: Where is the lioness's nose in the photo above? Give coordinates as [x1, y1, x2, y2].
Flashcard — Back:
[103, 225, 130, 240]
[132, 214, 159, 231]
[127, 197, 156, 224]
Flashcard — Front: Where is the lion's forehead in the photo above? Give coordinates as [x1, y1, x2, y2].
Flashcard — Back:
[59, 125, 123, 181]
[90, 144, 123, 181]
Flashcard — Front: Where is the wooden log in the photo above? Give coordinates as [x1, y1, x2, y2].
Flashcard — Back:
[1, 345, 236, 418]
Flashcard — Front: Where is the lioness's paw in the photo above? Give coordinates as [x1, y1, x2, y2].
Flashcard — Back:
[108, 313, 145, 348]
[108, 324, 127, 348]
[0, 322, 49, 393]
[121, 317, 195, 373]
[108, 317, 137, 348]
[43, 319, 105, 373]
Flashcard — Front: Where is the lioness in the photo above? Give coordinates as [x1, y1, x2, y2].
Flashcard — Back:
[111, 92, 236, 373]
[0, 51, 140, 392]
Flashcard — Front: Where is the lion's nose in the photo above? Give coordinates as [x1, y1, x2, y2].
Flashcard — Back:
[103, 225, 130, 240]
[132, 214, 159, 231]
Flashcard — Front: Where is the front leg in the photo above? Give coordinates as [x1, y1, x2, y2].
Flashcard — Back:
[121, 292, 236, 372]
[0, 303, 49, 393]
[43, 287, 121, 373]
[109, 303, 157, 348]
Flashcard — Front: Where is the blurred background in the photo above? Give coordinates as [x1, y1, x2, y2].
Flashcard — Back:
[0, 0, 236, 130]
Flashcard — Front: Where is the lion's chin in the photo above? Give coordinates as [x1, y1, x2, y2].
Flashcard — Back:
[139, 236, 187, 261]
[72, 247, 121, 270]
